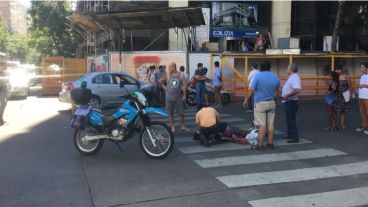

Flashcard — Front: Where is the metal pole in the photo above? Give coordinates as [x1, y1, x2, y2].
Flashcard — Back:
[142, 29, 168, 51]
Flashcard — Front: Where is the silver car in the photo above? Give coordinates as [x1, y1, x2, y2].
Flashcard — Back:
[59, 72, 142, 107]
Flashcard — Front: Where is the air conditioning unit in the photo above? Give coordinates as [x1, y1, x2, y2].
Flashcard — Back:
[278, 37, 300, 49]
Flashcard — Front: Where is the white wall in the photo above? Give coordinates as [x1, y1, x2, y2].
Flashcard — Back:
[271, 1, 292, 48]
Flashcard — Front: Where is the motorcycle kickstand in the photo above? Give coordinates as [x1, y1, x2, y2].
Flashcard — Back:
[114, 142, 123, 152]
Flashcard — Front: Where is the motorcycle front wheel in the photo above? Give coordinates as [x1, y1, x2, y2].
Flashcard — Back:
[74, 126, 104, 155]
[139, 121, 174, 159]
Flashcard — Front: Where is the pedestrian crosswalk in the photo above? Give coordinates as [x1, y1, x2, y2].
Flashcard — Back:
[151, 107, 368, 207]
[249, 187, 368, 207]
[194, 148, 347, 168]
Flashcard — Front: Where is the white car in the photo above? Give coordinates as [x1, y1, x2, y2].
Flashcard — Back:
[59, 72, 142, 107]
[7, 69, 30, 99]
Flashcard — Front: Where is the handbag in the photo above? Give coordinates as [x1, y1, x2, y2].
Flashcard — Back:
[343, 90, 355, 102]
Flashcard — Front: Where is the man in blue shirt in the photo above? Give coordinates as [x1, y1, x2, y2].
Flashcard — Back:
[244, 60, 280, 151]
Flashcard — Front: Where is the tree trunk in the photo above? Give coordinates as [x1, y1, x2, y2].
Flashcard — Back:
[331, 1, 344, 52]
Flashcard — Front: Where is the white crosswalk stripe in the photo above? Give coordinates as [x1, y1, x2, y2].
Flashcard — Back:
[248, 187, 368, 207]
[217, 161, 368, 188]
[170, 108, 368, 207]
[194, 148, 347, 168]
[178, 138, 311, 154]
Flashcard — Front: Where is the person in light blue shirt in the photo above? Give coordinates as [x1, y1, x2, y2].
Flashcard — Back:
[212, 61, 223, 109]
[244, 60, 280, 151]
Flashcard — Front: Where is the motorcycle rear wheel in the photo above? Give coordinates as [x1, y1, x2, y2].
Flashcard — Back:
[186, 91, 197, 106]
[140, 121, 174, 159]
[74, 127, 104, 155]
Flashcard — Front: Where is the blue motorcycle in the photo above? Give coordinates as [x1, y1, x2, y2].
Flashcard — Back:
[71, 84, 174, 159]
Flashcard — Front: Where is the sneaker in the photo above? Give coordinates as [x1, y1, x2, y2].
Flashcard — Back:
[363, 130, 368, 135]
[356, 127, 364, 132]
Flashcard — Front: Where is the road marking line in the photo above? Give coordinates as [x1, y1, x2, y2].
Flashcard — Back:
[217, 161, 368, 188]
[248, 187, 368, 207]
[179, 138, 311, 154]
[194, 148, 347, 168]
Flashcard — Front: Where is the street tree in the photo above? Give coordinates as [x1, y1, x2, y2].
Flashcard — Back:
[0, 18, 8, 52]
[331, 1, 344, 52]
[29, 1, 82, 58]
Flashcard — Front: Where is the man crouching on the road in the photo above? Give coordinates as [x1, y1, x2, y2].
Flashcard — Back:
[195, 107, 250, 146]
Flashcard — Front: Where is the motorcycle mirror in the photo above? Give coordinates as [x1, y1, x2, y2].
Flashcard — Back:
[119, 81, 125, 88]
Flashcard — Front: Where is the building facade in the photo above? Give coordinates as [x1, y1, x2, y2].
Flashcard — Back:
[72, 0, 368, 56]
[0, 1, 27, 35]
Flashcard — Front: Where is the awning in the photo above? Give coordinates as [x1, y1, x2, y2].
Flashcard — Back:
[68, 7, 205, 32]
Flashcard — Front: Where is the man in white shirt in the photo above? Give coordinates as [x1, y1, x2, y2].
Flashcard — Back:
[246, 63, 259, 112]
[357, 62, 368, 135]
[281, 64, 302, 143]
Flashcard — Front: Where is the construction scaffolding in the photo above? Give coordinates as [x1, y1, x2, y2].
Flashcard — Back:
[71, 0, 112, 57]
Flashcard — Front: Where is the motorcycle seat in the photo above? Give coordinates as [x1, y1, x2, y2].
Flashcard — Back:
[92, 107, 116, 117]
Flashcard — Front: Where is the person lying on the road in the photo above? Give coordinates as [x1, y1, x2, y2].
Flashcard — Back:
[194, 107, 258, 146]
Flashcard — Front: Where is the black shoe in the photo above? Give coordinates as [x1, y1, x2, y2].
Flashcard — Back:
[199, 134, 211, 147]
[287, 139, 299, 143]
[281, 137, 290, 139]
[193, 133, 200, 140]
[266, 143, 274, 149]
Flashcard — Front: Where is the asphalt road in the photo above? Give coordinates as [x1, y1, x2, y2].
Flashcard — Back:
[1, 87, 367, 207]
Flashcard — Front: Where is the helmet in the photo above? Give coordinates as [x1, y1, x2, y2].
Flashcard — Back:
[133, 91, 147, 107]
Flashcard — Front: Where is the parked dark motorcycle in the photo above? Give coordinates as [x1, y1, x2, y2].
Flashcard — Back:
[186, 85, 231, 107]
[70, 83, 174, 159]
[139, 84, 165, 107]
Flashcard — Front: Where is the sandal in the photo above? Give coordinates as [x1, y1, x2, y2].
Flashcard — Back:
[323, 127, 336, 131]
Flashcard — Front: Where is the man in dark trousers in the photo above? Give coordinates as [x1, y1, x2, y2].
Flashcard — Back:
[0, 63, 9, 126]
[281, 64, 302, 143]
[194, 63, 207, 111]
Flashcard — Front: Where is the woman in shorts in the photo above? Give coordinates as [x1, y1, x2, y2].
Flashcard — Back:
[324, 70, 339, 131]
